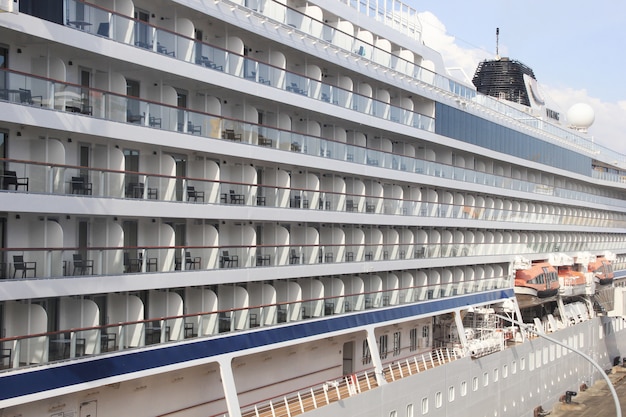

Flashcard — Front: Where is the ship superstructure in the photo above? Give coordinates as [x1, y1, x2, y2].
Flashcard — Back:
[0, 1, 626, 416]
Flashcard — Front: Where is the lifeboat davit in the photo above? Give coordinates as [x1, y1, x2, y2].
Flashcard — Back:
[514, 262, 560, 304]
[588, 256, 614, 285]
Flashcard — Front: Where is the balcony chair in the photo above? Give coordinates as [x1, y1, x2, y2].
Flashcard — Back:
[222, 129, 242, 141]
[178, 121, 201, 135]
[277, 305, 287, 323]
[220, 251, 238, 268]
[123, 252, 141, 273]
[18, 88, 42, 105]
[125, 182, 144, 198]
[149, 116, 162, 128]
[96, 22, 109, 37]
[187, 186, 205, 202]
[2, 170, 29, 191]
[218, 311, 231, 333]
[126, 109, 144, 124]
[258, 135, 272, 146]
[72, 253, 94, 275]
[13, 255, 36, 278]
[184, 251, 201, 270]
[0, 347, 11, 368]
[71, 176, 93, 195]
[289, 249, 300, 264]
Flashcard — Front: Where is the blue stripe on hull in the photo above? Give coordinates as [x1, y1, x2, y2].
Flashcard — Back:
[0, 290, 512, 402]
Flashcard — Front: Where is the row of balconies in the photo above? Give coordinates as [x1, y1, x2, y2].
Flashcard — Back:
[1, 157, 624, 228]
[9, 15, 437, 131]
[60, 0, 450, 100]
[1, 66, 623, 208]
[10, 0, 604, 170]
[0, 273, 509, 370]
[1, 238, 623, 280]
[56, 0, 605, 163]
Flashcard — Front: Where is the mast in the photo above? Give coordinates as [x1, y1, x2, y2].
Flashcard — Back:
[495, 27, 500, 59]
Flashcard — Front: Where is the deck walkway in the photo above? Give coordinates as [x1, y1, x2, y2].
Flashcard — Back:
[240, 349, 457, 417]
[547, 367, 626, 417]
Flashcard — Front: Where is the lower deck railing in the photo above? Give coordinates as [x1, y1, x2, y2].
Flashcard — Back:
[237, 347, 459, 417]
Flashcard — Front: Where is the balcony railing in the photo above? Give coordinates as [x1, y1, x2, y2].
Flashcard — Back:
[1, 158, 626, 230]
[1, 68, 625, 208]
[0, 234, 624, 279]
[238, 348, 460, 417]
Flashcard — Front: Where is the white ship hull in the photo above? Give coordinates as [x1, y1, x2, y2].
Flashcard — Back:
[0, 0, 625, 416]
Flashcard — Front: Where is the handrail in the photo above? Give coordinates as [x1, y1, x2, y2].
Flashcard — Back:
[3, 66, 626, 208]
[0, 240, 621, 255]
[2, 156, 626, 230]
[238, 347, 457, 417]
[0, 237, 622, 280]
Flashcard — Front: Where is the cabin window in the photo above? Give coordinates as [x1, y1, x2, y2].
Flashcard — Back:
[535, 350, 541, 368]
[448, 386, 455, 402]
[0, 44, 6, 80]
[435, 392, 442, 408]
[379, 335, 388, 359]
[409, 328, 418, 351]
[472, 377, 478, 391]
[421, 325, 429, 348]
[493, 368, 499, 382]
[362, 339, 371, 365]
[406, 404, 413, 417]
[482, 372, 488, 387]
[393, 332, 401, 356]
[421, 398, 428, 414]
[460, 381, 467, 396]
[134, 9, 151, 47]
[520, 357, 526, 371]
[512, 360, 517, 374]
[503, 365, 508, 378]
[124, 149, 140, 185]
[18, 0, 63, 24]
[389, 411, 397, 417]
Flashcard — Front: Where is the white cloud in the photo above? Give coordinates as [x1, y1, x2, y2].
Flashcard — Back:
[534, 87, 626, 156]
[419, 12, 490, 83]
[418, 11, 626, 157]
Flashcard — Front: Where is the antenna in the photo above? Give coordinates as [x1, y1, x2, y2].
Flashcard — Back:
[495, 28, 500, 59]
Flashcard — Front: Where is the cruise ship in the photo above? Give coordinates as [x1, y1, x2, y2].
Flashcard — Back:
[1, 1, 626, 416]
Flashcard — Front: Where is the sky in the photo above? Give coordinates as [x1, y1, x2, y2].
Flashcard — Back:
[409, 0, 626, 155]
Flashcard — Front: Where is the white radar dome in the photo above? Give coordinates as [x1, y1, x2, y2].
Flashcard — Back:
[567, 103, 595, 131]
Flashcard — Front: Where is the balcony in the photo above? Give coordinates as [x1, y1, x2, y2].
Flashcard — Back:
[0, 157, 621, 230]
[2, 66, 623, 204]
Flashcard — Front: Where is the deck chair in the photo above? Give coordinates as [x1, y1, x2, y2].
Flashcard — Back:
[13, 255, 36, 278]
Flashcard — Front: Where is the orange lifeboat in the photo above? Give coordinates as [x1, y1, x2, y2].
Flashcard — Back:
[588, 256, 614, 285]
[557, 265, 587, 296]
[514, 262, 560, 299]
